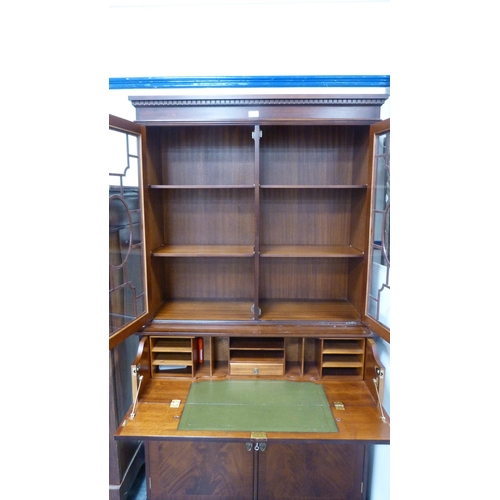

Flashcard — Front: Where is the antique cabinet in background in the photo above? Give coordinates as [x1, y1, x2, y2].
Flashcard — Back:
[112, 94, 390, 500]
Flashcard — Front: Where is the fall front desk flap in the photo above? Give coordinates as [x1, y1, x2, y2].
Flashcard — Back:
[178, 380, 338, 433]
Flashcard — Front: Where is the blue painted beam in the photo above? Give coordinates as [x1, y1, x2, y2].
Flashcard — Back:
[109, 75, 390, 90]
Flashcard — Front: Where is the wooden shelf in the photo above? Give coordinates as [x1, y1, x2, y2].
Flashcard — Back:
[152, 353, 193, 366]
[145, 334, 370, 381]
[229, 337, 285, 376]
[260, 245, 363, 258]
[322, 356, 363, 368]
[320, 338, 366, 379]
[259, 300, 361, 323]
[150, 336, 197, 377]
[150, 184, 254, 189]
[322, 340, 365, 354]
[154, 300, 255, 321]
[152, 245, 255, 257]
[153, 245, 363, 259]
[151, 338, 194, 352]
[230, 337, 284, 350]
[230, 352, 284, 362]
[153, 300, 362, 323]
[260, 185, 367, 189]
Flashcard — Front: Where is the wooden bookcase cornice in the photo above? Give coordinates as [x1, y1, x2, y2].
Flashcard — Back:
[129, 94, 389, 125]
[129, 95, 388, 107]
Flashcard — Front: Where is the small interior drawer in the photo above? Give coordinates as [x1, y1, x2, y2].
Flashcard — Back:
[229, 361, 284, 376]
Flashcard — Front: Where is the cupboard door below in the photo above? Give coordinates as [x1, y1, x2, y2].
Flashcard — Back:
[148, 440, 254, 500]
[257, 442, 366, 500]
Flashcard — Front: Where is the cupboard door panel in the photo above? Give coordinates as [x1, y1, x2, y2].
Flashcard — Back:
[257, 442, 365, 500]
[148, 440, 254, 500]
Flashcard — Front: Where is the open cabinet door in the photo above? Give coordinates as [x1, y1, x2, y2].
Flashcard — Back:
[109, 114, 151, 350]
[363, 119, 390, 343]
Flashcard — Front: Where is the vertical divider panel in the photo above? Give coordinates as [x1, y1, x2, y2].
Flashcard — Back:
[318, 339, 324, 379]
[301, 338, 305, 378]
[253, 125, 261, 320]
[209, 337, 214, 377]
[190, 337, 196, 377]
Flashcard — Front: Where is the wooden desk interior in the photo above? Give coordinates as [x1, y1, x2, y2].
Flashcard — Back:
[116, 377, 389, 443]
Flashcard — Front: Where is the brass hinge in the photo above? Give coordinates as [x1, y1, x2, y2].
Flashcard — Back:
[251, 431, 267, 440]
[251, 304, 262, 316]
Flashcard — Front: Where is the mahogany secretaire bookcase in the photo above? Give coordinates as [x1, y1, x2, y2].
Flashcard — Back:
[110, 92, 390, 500]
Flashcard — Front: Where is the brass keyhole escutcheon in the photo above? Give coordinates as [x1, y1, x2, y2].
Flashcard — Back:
[246, 442, 266, 452]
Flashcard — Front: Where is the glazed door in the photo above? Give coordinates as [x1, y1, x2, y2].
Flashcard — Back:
[257, 442, 367, 500]
[364, 119, 390, 343]
[109, 115, 151, 349]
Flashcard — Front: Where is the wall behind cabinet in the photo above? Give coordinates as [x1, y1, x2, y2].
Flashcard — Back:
[108, 3, 390, 500]
[108, 1, 390, 78]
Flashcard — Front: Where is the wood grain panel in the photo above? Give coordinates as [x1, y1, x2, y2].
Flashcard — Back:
[259, 258, 349, 300]
[351, 126, 371, 186]
[149, 440, 254, 500]
[164, 257, 254, 300]
[258, 442, 365, 499]
[260, 126, 357, 186]
[259, 299, 361, 322]
[160, 126, 254, 186]
[154, 300, 255, 321]
[163, 189, 254, 246]
[260, 189, 351, 247]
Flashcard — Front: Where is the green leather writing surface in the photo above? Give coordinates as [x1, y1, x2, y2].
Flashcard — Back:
[178, 380, 338, 433]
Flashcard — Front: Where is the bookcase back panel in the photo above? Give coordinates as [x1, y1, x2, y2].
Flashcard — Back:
[159, 126, 255, 186]
[260, 126, 365, 186]
[164, 257, 254, 300]
[259, 258, 349, 300]
[163, 189, 255, 245]
[260, 189, 352, 246]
